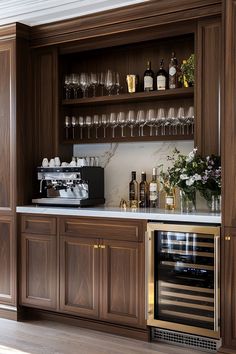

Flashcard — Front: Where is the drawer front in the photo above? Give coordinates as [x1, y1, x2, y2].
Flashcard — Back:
[21, 215, 57, 235]
[60, 217, 146, 242]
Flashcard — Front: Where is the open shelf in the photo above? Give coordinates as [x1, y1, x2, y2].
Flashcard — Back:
[62, 87, 194, 107]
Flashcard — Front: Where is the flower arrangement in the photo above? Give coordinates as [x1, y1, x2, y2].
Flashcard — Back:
[160, 148, 221, 211]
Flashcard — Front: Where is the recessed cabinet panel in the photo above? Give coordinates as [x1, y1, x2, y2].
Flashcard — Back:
[21, 233, 57, 309]
[60, 236, 99, 318]
[0, 47, 11, 209]
[0, 217, 15, 304]
[100, 240, 145, 327]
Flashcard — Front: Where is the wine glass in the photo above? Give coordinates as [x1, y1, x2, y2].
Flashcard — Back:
[146, 109, 156, 136]
[101, 114, 108, 138]
[93, 114, 100, 139]
[117, 111, 126, 137]
[90, 72, 98, 97]
[156, 108, 166, 135]
[137, 110, 146, 136]
[109, 112, 117, 138]
[80, 73, 89, 98]
[167, 107, 176, 134]
[105, 69, 114, 96]
[115, 72, 121, 95]
[64, 74, 71, 99]
[78, 116, 84, 139]
[85, 116, 92, 139]
[71, 73, 80, 99]
[177, 107, 186, 135]
[71, 116, 78, 140]
[99, 72, 105, 96]
[186, 106, 195, 134]
[65, 116, 71, 140]
[127, 110, 136, 137]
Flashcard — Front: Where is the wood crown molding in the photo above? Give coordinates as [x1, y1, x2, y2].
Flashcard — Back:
[30, 0, 222, 48]
[0, 22, 30, 41]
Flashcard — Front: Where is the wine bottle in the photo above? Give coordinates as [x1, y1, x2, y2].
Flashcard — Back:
[144, 60, 154, 91]
[149, 167, 159, 208]
[129, 171, 138, 208]
[169, 52, 178, 89]
[156, 59, 167, 91]
[139, 172, 149, 208]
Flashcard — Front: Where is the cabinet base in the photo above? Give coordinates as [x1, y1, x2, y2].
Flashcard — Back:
[218, 347, 236, 354]
[19, 307, 150, 342]
[0, 305, 17, 320]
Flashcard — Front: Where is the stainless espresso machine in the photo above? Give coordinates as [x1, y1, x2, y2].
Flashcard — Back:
[32, 166, 105, 206]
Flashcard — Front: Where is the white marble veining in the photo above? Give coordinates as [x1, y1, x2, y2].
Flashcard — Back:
[16, 206, 221, 224]
[74, 140, 202, 208]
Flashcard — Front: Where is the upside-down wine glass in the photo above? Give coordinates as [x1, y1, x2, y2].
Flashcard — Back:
[137, 110, 146, 136]
[127, 110, 136, 137]
[101, 114, 108, 138]
[80, 73, 89, 98]
[105, 69, 114, 96]
[65, 116, 71, 140]
[85, 116, 92, 139]
[71, 116, 78, 140]
[146, 109, 156, 136]
[117, 111, 126, 137]
[78, 116, 84, 139]
[109, 112, 117, 138]
[93, 114, 100, 139]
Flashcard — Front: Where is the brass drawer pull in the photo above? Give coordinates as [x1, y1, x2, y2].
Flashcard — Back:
[225, 236, 231, 241]
[100, 245, 106, 249]
[94, 245, 99, 249]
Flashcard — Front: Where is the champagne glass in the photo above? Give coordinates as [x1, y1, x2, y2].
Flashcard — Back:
[146, 108, 156, 136]
[93, 114, 100, 139]
[65, 116, 71, 140]
[90, 72, 98, 97]
[127, 110, 136, 137]
[137, 110, 146, 136]
[109, 112, 117, 138]
[85, 115, 92, 139]
[105, 69, 114, 96]
[78, 116, 84, 139]
[71, 116, 78, 140]
[80, 73, 89, 98]
[117, 111, 126, 137]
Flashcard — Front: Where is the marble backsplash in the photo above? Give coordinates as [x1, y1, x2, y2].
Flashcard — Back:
[74, 140, 208, 210]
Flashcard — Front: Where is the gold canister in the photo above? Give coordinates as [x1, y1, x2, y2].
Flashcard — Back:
[126, 74, 138, 93]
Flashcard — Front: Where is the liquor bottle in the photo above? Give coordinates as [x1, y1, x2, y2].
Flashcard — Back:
[139, 172, 149, 208]
[129, 171, 138, 208]
[169, 52, 178, 89]
[156, 59, 167, 91]
[149, 167, 159, 208]
[144, 60, 154, 91]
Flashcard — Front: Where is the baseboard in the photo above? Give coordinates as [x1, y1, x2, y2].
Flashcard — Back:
[0, 305, 17, 321]
[20, 307, 150, 342]
[217, 346, 236, 354]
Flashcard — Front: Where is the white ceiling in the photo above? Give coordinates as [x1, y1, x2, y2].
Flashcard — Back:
[0, 0, 148, 27]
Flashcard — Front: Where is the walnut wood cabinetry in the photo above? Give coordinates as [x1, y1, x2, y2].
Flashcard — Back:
[59, 217, 146, 328]
[20, 214, 146, 331]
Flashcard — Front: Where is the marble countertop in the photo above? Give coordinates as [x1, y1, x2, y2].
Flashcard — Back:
[16, 206, 221, 224]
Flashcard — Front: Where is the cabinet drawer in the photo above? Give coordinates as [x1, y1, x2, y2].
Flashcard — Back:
[21, 215, 57, 235]
[60, 217, 145, 242]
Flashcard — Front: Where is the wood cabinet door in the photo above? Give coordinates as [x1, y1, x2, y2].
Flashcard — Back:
[100, 239, 145, 328]
[60, 236, 99, 318]
[220, 228, 236, 351]
[195, 17, 221, 156]
[0, 217, 15, 305]
[20, 233, 57, 310]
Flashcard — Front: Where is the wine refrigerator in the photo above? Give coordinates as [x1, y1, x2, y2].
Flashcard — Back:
[146, 223, 220, 339]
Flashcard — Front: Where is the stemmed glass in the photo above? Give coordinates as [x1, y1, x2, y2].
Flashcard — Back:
[186, 106, 194, 134]
[85, 116, 92, 139]
[146, 109, 156, 136]
[109, 112, 117, 138]
[65, 116, 71, 140]
[167, 107, 176, 135]
[101, 114, 108, 138]
[105, 69, 114, 96]
[156, 108, 166, 135]
[177, 107, 186, 135]
[71, 116, 78, 140]
[99, 72, 105, 96]
[117, 111, 126, 137]
[137, 110, 146, 136]
[90, 73, 98, 97]
[71, 73, 80, 99]
[78, 116, 84, 139]
[64, 75, 71, 99]
[115, 72, 121, 95]
[80, 73, 89, 98]
[127, 110, 136, 137]
[93, 114, 100, 139]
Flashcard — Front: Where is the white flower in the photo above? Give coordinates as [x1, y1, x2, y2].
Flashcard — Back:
[186, 148, 197, 163]
[193, 173, 201, 181]
[186, 178, 194, 186]
[180, 174, 189, 180]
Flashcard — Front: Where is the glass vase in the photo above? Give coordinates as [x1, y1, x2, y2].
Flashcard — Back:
[180, 189, 196, 213]
[209, 194, 221, 213]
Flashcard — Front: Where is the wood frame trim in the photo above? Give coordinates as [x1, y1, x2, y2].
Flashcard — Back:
[29, 0, 221, 48]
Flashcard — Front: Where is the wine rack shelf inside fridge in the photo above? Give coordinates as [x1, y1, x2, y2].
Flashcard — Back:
[146, 223, 220, 339]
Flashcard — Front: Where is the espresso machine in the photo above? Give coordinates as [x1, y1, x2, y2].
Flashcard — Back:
[32, 166, 105, 206]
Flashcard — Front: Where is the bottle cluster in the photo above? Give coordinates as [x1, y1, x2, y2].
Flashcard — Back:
[129, 169, 159, 209]
[143, 52, 180, 92]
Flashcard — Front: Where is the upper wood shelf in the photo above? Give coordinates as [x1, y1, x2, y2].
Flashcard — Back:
[62, 87, 194, 106]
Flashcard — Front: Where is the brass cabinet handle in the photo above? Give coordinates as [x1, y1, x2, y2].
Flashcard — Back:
[100, 245, 106, 249]
[94, 245, 99, 249]
[225, 236, 231, 241]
